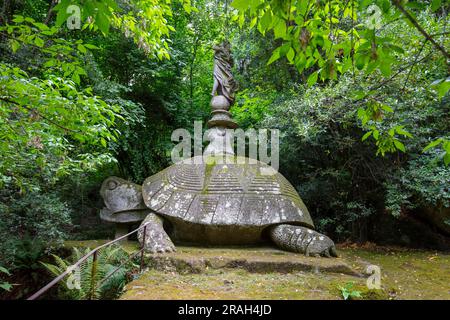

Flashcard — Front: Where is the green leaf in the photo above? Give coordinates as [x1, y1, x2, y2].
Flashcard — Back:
[260, 10, 272, 31]
[77, 44, 87, 54]
[32, 22, 50, 31]
[431, 77, 450, 98]
[431, 0, 442, 12]
[84, 44, 100, 50]
[394, 140, 405, 152]
[54, 0, 71, 27]
[381, 104, 393, 113]
[72, 73, 80, 85]
[373, 129, 379, 140]
[0, 266, 10, 275]
[286, 47, 295, 63]
[0, 283, 12, 292]
[362, 131, 372, 141]
[307, 71, 318, 87]
[423, 138, 443, 152]
[10, 39, 20, 53]
[444, 153, 450, 166]
[231, 0, 250, 11]
[388, 128, 395, 137]
[273, 20, 286, 39]
[43, 59, 56, 68]
[238, 13, 245, 28]
[34, 37, 45, 48]
[388, 44, 405, 54]
[183, 3, 192, 14]
[395, 126, 413, 138]
[379, 62, 391, 77]
[267, 48, 281, 65]
[352, 90, 366, 100]
[379, 0, 391, 13]
[12, 15, 24, 23]
[96, 12, 110, 35]
[355, 54, 368, 70]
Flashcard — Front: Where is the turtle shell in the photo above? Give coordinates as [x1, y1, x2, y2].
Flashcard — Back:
[142, 156, 314, 230]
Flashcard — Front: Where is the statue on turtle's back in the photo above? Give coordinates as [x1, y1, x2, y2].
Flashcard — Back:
[211, 40, 237, 106]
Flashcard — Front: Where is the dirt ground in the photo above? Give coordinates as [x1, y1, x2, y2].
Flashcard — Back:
[113, 243, 450, 300]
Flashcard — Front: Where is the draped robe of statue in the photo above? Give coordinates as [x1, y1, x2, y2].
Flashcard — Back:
[211, 41, 237, 105]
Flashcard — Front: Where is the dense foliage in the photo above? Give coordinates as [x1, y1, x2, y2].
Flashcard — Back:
[42, 246, 132, 299]
[0, 0, 448, 299]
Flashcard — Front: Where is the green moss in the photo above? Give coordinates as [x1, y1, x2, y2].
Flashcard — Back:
[360, 288, 391, 300]
[120, 268, 353, 300]
[64, 242, 450, 300]
[201, 157, 215, 194]
[64, 240, 140, 254]
[337, 245, 450, 300]
[121, 245, 450, 300]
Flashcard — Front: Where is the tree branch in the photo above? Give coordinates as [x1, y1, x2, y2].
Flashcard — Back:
[44, 0, 59, 25]
[402, 39, 427, 90]
[368, 50, 433, 91]
[0, 96, 78, 133]
[392, 0, 449, 63]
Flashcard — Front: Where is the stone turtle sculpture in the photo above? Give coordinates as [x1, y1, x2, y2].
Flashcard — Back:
[100, 41, 337, 257]
[100, 155, 337, 257]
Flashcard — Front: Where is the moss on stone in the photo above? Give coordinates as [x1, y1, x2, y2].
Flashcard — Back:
[64, 241, 450, 300]
[64, 240, 140, 254]
[121, 245, 450, 300]
[142, 245, 356, 275]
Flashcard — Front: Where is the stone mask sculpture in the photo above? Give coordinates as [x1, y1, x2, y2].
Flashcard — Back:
[100, 41, 337, 257]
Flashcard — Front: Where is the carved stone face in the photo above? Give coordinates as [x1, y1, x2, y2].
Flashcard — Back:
[100, 176, 149, 223]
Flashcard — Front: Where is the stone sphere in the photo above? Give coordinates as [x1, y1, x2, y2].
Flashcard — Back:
[210, 95, 230, 111]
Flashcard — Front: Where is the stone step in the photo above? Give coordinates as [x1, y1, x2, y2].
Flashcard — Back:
[143, 246, 360, 276]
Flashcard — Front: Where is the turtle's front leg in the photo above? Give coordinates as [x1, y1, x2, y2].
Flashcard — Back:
[269, 224, 337, 257]
[137, 213, 176, 253]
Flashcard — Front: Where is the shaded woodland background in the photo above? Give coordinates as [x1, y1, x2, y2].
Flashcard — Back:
[0, 0, 448, 298]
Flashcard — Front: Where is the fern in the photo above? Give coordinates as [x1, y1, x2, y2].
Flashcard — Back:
[40, 245, 134, 299]
[0, 266, 12, 292]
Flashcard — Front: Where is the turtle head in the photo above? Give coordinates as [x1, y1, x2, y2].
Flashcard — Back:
[100, 176, 149, 223]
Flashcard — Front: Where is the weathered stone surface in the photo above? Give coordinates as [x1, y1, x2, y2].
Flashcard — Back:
[100, 156, 337, 256]
[100, 208, 148, 224]
[203, 126, 235, 155]
[211, 41, 237, 105]
[142, 246, 357, 276]
[141, 156, 314, 233]
[138, 213, 175, 253]
[100, 155, 337, 255]
[100, 176, 150, 224]
[270, 225, 337, 257]
[118, 245, 450, 300]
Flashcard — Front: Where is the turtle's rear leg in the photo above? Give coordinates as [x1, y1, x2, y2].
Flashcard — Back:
[269, 224, 337, 257]
[137, 213, 176, 253]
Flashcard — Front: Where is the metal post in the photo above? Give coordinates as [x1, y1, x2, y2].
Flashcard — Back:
[89, 250, 98, 300]
[140, 225, 147, 272]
